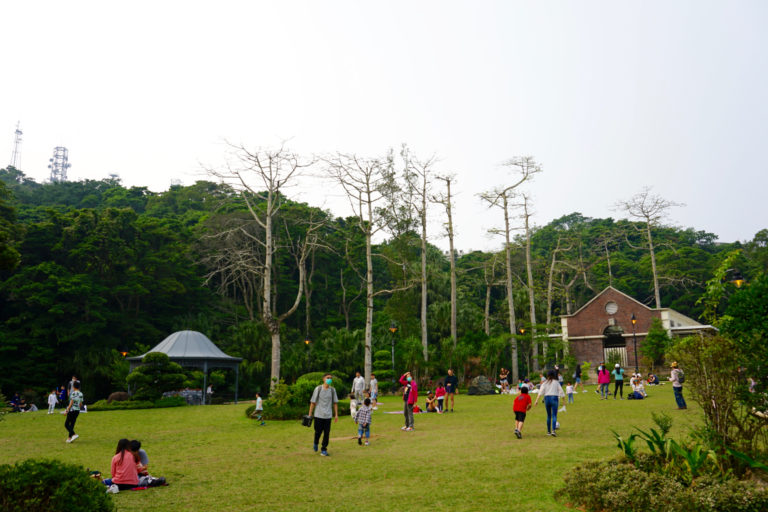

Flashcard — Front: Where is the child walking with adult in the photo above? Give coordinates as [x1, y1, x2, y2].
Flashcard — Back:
[435, 382, 446, 412]
[369, 373, 379, 410]
[64, 380, 83, 443]
[355, 397, 373, 445]
[513, 386, 532, 438]
[533, 370, 565, 436]
[400, 371, 418, 431]
[308, 374, 339, 456]
[612, 363, 625, 399]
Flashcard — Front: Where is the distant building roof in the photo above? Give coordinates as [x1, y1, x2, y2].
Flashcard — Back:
[128, 330, 242, 371]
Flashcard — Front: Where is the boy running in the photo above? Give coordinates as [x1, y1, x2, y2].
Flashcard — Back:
[513, 386, 532, 438]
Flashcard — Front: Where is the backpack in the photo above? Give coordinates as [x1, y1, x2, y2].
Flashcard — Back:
[677, 369, 685, 384]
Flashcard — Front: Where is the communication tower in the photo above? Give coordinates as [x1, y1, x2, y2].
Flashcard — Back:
[9, 122, 22, 168]
[48, 146, 71, 182]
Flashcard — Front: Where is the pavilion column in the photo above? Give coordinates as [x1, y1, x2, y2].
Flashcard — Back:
[234, 365, 239, 404]
[203, 361, 208, 405]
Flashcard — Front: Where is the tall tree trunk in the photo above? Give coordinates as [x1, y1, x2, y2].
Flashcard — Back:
[364, 198, 374, 382]
[523, 201, 539, 371]
[502, 194, 518, 383]
[263, 192, 281, 389]
[420, 189, 428, 362]
[646, 222, 661, 308]
[445, 179, 457, 348]
[604, 240, 613, 287]
[484, 283, 491, 336]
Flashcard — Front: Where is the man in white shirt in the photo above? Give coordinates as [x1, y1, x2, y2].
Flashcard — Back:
[352, 371, 366, 404]
[250, 392, 265, 425]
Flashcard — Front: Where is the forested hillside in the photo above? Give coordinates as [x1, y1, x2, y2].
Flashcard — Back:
[1, 163, 765, 401]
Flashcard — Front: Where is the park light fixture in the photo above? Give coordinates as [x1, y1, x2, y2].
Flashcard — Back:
[304, 337, 311, 346]
[631, 313, 638, 373]
[119, 349, 128, 357]
[389, 322, 398, 334]
[519, 327, 525, 335]
[730, 271, 745, 288]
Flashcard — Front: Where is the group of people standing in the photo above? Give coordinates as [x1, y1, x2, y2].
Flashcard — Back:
[306, 368, 460, 456]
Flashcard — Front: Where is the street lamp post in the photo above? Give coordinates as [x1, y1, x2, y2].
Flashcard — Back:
[389, 322, 398, 382]
[631, 313, 638, 373]
[304, 337, 311, 368]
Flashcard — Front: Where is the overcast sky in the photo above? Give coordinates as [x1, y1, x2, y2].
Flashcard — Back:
[2, 1, 766, 251]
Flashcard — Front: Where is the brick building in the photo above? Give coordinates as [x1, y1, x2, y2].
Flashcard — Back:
[558, 287, 714, 370]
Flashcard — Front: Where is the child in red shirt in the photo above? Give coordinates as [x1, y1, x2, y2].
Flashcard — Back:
[513, 386, 532, 439]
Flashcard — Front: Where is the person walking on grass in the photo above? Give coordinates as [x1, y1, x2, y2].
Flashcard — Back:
[444, 369, 458, 412]
[352, 371, 366, 404]
[597, 364, 611, 400]
[400, 371, 418, 431]
[250, 392, 265, 425]
[370, 373, 379, 410]
[566, 382, 574, 404]
[574, 362, 585, 393]
[513, 386, 532, 438]
[612, 363, 625, 400]
[533, 370, 565, 436]
[64, 380, 83, 443]
[669, 361, 687, 410]
[355, 397, 372, 446]
[308, 374, 339, 456]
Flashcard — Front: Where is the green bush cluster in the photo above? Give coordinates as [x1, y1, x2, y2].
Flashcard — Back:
[0, 459, 114, 512]
[88, 396, 186, 411]
[563, 413, 768, 511]
[245, 378, 350, 421]
[561, 459, 768, 512]
[125, 352, 186, 401]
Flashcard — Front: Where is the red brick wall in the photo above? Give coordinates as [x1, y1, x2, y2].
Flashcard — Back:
[565, 288, 660, 373]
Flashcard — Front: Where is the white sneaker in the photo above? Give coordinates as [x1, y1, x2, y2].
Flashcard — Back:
[106, 484, 119, 494]
[401, 426, 408, 430]
[66, 437, 72, 443]
[70, 434, 79, 442]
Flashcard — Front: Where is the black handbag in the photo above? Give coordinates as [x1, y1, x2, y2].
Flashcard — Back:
[302, 414, 313, 427]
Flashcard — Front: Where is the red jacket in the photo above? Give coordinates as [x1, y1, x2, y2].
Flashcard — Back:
[598, 369, 611, 384]
[399, 374, 418, 404]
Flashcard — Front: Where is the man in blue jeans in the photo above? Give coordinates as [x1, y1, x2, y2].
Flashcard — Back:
[669, 361, 687, 409]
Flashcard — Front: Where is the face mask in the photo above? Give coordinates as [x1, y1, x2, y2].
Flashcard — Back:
[407, 377, 412, 382]
[325, 378, 332, 385]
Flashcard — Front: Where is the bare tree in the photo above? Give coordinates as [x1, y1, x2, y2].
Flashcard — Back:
[517, 194, 542, 370]
[402, 146, 437, 361]
[324, 152, 403, 381]
[482, 252, 503, 336]
[209, 144, 322, 389]
[432, 174, 458, 347]
[615, 187, 683, 308]
[479, 156, 541, 382]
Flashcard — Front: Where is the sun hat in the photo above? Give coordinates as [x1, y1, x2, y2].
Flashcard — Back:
[615, 363, 620, 368]
[671, 361, 678, 368]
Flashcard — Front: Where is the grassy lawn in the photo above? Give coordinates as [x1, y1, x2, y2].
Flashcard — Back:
[1, 383, 701, 511]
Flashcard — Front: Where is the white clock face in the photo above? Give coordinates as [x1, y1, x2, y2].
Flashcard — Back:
[605, 301, 618, 315]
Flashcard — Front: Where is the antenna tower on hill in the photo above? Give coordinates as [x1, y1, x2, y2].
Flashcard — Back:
[48, 146, 71, 182]
[9, 122, 22, 168]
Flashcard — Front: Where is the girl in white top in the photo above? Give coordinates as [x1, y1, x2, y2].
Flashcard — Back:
[533, 370, 566, 436]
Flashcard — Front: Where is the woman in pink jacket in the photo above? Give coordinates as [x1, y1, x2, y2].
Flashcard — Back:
[597, 364, 611, 400]
[400, 371, 418, 431]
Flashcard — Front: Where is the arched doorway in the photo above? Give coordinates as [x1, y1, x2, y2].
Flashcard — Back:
[603, 325, 628, 368]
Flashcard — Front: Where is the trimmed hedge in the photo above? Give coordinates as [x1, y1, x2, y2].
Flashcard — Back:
[87, 396, 187, 411]
[245, 400, 351, 421]
[0, 459, 114, 512]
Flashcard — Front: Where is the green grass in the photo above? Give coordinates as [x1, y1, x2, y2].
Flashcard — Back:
[0, 384, 701, 511]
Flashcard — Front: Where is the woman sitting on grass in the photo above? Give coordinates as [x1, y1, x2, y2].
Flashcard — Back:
[104, 438, 139, 491]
